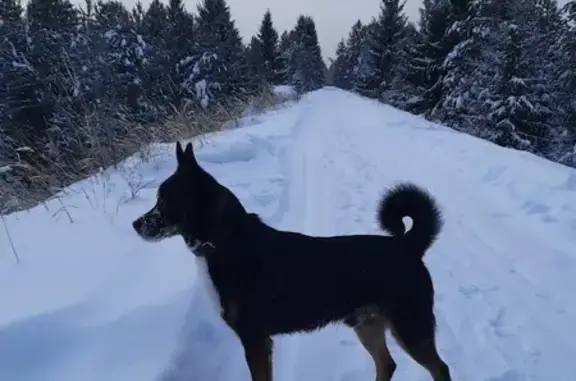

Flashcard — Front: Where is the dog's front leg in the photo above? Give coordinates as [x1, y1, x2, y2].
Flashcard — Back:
[238, 332, 273, 381]
[220, 301, 273, 381]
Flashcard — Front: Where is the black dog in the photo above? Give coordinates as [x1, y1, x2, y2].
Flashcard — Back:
[133, 142, 452, 381]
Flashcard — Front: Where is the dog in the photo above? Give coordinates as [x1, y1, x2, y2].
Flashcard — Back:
[133, 142, 452, 381]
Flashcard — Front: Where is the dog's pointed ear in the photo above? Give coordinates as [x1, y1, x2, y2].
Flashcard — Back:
[176, 141, 199, 170]
[184, 143, 194, 157]
[176, 142, 184, 165]
[184, 142, 199, 165]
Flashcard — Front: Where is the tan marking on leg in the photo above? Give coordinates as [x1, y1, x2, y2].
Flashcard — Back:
[243, 335, 273, 381]
[221, 300, 239, 330]
[354, 317, 396, 381]
[390, 327, 451, 381]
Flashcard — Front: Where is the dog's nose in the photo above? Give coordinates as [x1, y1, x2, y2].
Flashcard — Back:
[132, 218, 142, 232]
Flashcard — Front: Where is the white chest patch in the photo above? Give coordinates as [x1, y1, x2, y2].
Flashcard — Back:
[194, 256, 222, 316]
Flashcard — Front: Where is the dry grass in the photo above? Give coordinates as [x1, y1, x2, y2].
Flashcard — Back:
[0, 86, 297, 216]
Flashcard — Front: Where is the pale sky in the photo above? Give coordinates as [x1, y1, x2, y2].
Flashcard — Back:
[74, 0, 571, 61]
[83, 0, 424, 60]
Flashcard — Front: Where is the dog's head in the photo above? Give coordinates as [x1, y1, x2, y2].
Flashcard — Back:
[132, 141, 235, 254]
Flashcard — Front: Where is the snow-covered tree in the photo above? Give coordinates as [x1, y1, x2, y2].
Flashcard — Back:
[405, 0, 452, 114]
[288, 15, 326, 93]
[329, 39, 351, 89]
[256, 9, 284, 85]
[179, 0, 251, 107]
[370, 0, 408, 100]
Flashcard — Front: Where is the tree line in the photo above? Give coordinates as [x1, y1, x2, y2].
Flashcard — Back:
[0, 0, 326, 212]
[329, 0, 576, 167]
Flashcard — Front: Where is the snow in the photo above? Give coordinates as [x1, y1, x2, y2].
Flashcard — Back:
[273, 85, 296, 97]
[195, 79, 209, 109]
[2, 87, 576, 381]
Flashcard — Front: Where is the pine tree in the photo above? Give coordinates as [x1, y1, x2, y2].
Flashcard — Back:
[0, 0, 37, 151]
[431, 0, 481, 127]
[25, 0, 84, 157]
[93, 0, 150, 118]
[386, 21, 421, 109]
[278, 30, 293, 84]
[477, 0, 563, 152]
[256, 9, 282, 85]
[27, 0, 77, 32]
[352, 1, 408, 99]
[559, 1, 576, 165]
[246, 35, 265, 84]
[330, 39, 351, 89]
[94, 0, 131, 28]
[520, 0, 565, 154]
[140, 0, 166, 39]
[405, 0, 452, 114]
[370, 0, 408, 100]
[289, 15, 326, 93]
[163, 0, 195, 104]
[131, 1, 144, 28]
[353, 19, 377, 96]
[179, 0, 251, 107]
[0, 0, 23, 21]
[343, 20, 366, 91]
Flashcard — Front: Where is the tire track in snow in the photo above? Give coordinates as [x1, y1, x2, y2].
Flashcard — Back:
[272, 97, 333, 381]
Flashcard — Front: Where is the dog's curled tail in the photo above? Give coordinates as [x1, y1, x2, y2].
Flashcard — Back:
[378, 182, 443, 258]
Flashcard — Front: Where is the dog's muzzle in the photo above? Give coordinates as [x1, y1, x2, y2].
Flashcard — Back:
[132, 207, 179, 242]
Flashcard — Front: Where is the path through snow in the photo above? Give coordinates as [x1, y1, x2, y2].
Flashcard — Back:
[1, 88, 576, 381]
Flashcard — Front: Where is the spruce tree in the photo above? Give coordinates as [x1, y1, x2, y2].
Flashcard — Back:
[353, 19, 377, 96]
[94, 0, 131, 28]
[131, 1, 144, 28]
[180, 0, 251, 107]
[369, 0, 408, 100]
[330, 39, 351, 89]
[471, 0, 562, 153]
[386, 21, 421, 109]
[343, 20, 366, 91]
[246, 35, 265, 84]
[25, 0, 83, 156]
[0, 0, 36, 151]
[256, 9, 282, 85]
[0, 0, 23, 21]
[94, 0, 150, 117]
[405, 0, 452, 114]
[559, 1, 576, 165]
[139, 0, 168, 87]
[140, 0, 167, 39]
[289, 15, 326, 93]
[431, 0, 481, 127]
[164, 0, 195, 104]
[277, 30, 293, 84]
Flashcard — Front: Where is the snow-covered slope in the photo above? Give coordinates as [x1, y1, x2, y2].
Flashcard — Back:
[2, 87, 576, 381]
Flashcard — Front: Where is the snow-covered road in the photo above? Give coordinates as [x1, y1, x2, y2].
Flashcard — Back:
[2, 88, 575, 381]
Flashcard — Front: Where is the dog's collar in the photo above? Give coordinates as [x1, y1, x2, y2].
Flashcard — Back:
[190, 240, 217, 257]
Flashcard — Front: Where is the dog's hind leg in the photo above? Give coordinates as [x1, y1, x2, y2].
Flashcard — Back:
[351, 315, 397, 381]
[389, 316, 451, 381]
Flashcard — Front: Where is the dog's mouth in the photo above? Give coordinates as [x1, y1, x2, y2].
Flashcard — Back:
[132, 216, 180, 242]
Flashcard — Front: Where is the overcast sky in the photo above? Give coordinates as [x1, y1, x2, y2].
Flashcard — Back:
[86, 0, 571, 61]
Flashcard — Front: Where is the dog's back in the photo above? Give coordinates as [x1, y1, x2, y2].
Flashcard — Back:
[204, 182, 442, 335]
